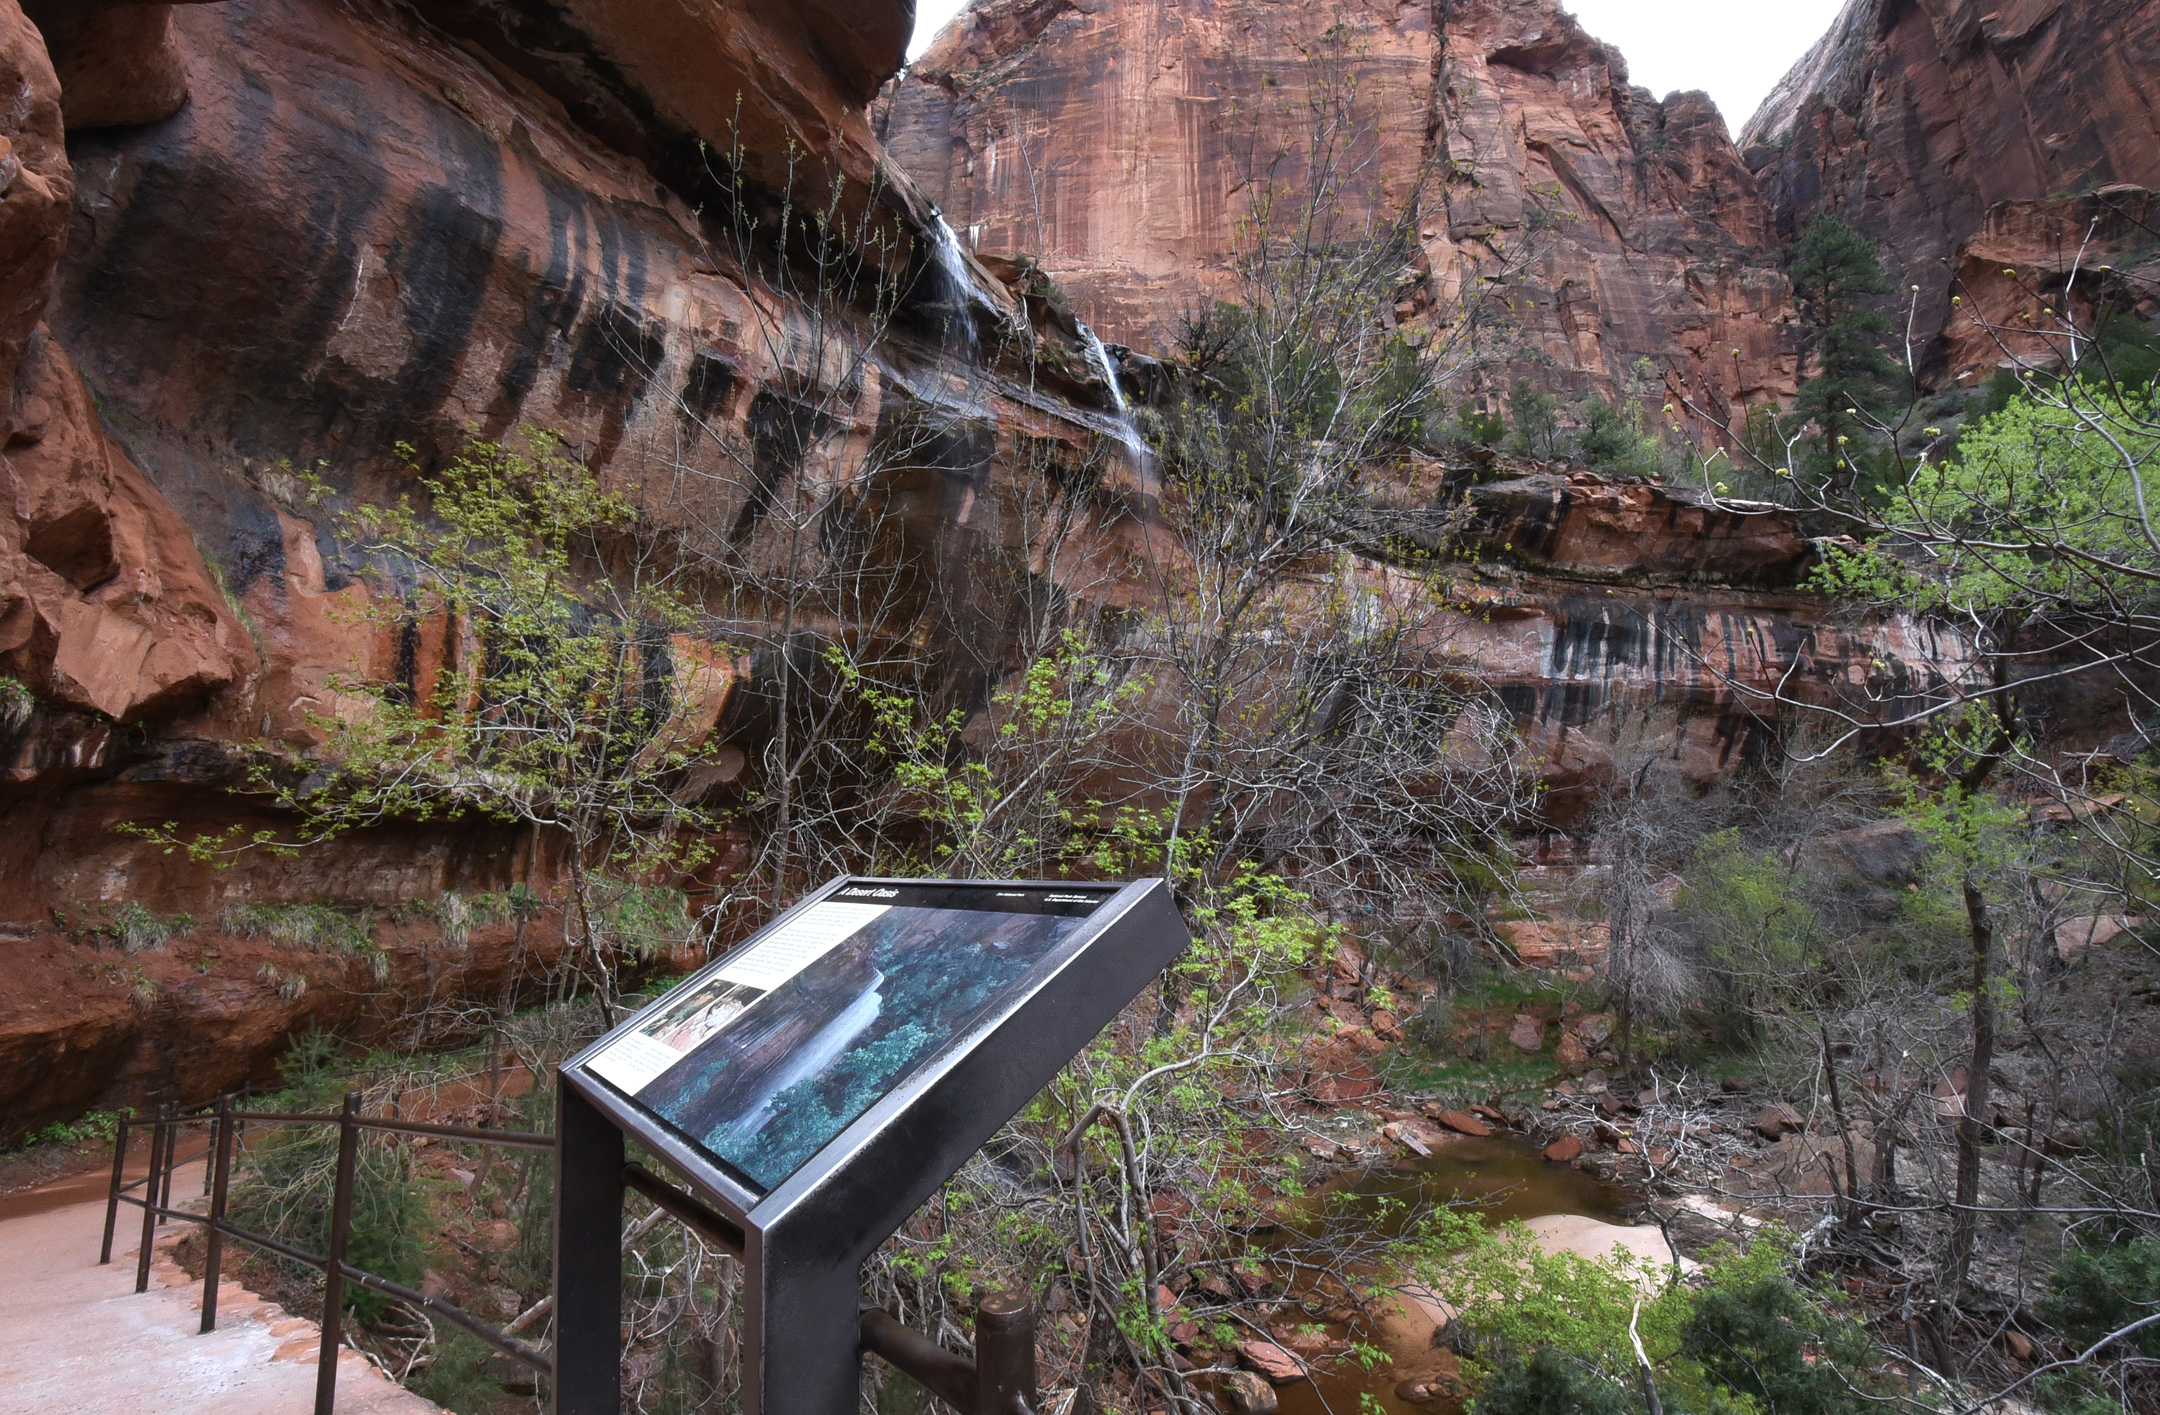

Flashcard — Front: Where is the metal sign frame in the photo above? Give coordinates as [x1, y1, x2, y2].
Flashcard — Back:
[552, 874, 1191, 1415]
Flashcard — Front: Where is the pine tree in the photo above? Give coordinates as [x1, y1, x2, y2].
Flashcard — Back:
[1788, 213, 1897, 493]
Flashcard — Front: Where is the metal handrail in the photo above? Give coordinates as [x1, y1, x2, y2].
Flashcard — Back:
[101, 1091, 556, 1414]
[101, 1091, 1035, 1413]
[227, 1110, 556, 1149]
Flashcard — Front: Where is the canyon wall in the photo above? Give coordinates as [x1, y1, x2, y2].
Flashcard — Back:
[0, 0, 973, 1130]
[882, 0, 1801, 432]
[0, 0, 1997, 1133]
[1743, 0, 2160, 380]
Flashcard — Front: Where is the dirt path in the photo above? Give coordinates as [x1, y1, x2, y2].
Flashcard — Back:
[0, 1159, 438, 1415]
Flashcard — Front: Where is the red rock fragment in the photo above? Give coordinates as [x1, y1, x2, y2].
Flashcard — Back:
[1238, 1340, 1308, 1384]
[1436, 1110, 1490, 1138]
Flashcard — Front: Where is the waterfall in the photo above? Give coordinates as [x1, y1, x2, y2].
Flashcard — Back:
[1078, 322, 1129, 417]
[1078, 321, 1147, 468]
[924, 212, 988, 361]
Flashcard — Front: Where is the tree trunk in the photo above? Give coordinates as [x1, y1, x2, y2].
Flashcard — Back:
[1948, 876, 1997, 1298]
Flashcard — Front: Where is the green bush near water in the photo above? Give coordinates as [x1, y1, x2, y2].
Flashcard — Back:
[1428, 1220, 1882, 1415]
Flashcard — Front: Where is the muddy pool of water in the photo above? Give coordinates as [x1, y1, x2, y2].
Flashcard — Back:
[1262, 1135, 1638, 1415]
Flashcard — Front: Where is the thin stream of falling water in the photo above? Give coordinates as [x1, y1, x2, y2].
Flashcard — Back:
[925, 211, 996, 364]
[1077, 321, 1149, 469]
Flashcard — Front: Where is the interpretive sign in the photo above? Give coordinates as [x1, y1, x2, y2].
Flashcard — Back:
[552, 875, 1191, 1415]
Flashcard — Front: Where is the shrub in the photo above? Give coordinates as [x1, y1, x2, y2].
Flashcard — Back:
[1681, 1277, 1867, 1415]
[13, 1108, 133, 1151]
[2040, 1236, 2160, 1359]
[1575, 397, 1658, 475]
[1474, 1348, 1637, 1415]
[222, 901, 376, 953]
[0, 675, 33, 734]
[1509, 379, 1561, 459]
[104, 904, 194, 954]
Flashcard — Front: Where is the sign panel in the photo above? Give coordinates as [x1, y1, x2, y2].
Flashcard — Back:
[584, 881, 1113, 1192]
[554, 874, 1192, 1415]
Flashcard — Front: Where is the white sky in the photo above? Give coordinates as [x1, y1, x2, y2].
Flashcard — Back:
[907, 0, 1851, 135]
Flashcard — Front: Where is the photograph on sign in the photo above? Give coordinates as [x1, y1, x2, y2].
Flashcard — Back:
[586, 883, 1109, 1191]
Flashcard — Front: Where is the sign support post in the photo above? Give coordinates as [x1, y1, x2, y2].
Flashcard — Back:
[554, 1080, 624, 1415]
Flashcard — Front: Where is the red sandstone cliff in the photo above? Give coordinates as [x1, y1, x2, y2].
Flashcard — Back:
[1743, 0, 2160, 380]
[0, 0, 1993, 1133]
[0, 0, 947, 1129]
[882, 0, 1800, 430]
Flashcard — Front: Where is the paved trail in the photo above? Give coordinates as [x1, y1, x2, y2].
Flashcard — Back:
[0, 1160, 436, 1415]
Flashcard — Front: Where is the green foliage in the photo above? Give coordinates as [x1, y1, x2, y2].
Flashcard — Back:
[2081, 311, 2160, 394]
[1423, 1219, 1877, 1415]
[99, 903, 195, 954]
[1414, 1209, 1687, 1378]
[230, 1034, 430, 1324]
[1675, 829, 1820, 1022]
[1816, 384, 2160, 624]
[587, 881, 693, 964]
[223, 902, 376, 953]
[1787, 214, 1897, 490]
[843, 628, 1149, 879]
[412, 1331, 503, 1413]
[129, 433, 729, 994]
[1682, 1276, 1871, 1415]
[0, 674, 34, 734]
[1575, 397, 1659, 476]
[1509, 379, 1561, 459]
[1456, 405, 1508, 448]
[2040, 1236, 2160, 1358]
[13, 1107, 134, 1151]
[1473, 1348, 1638, 1415]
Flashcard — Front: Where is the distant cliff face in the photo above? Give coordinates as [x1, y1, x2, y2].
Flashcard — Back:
[1743, 0, 2160, 379]
[882, 0, 1800, 431]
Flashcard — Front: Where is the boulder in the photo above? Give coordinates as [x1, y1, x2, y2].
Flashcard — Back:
[1729, 1131, 1876, 1199]
[1219, 1370, 1279, 1415]
[1543, 1134, 1584, 1163]
[1507, 1014, 1546, 1051]
[2056, 914, 2142, 962]
[0, 330, 255, 722]
[1495, 918, 1611, 968]
[1571, 1013, 1616, 1047]
[20, 2, 199, 131]
[1436, 1110, 1490, 1138]
[1754, 1103, 1805, 1141]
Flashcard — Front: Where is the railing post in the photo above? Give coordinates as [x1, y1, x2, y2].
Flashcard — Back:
[974, 1292, 1039, 1415]
[200, 1094, 235, 1334]
[99, 1111, 131, 1265]
[159, 1105, 178, 1212]
[135, 1104, 169, 1294]
[315, 1090, 362, 1415]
